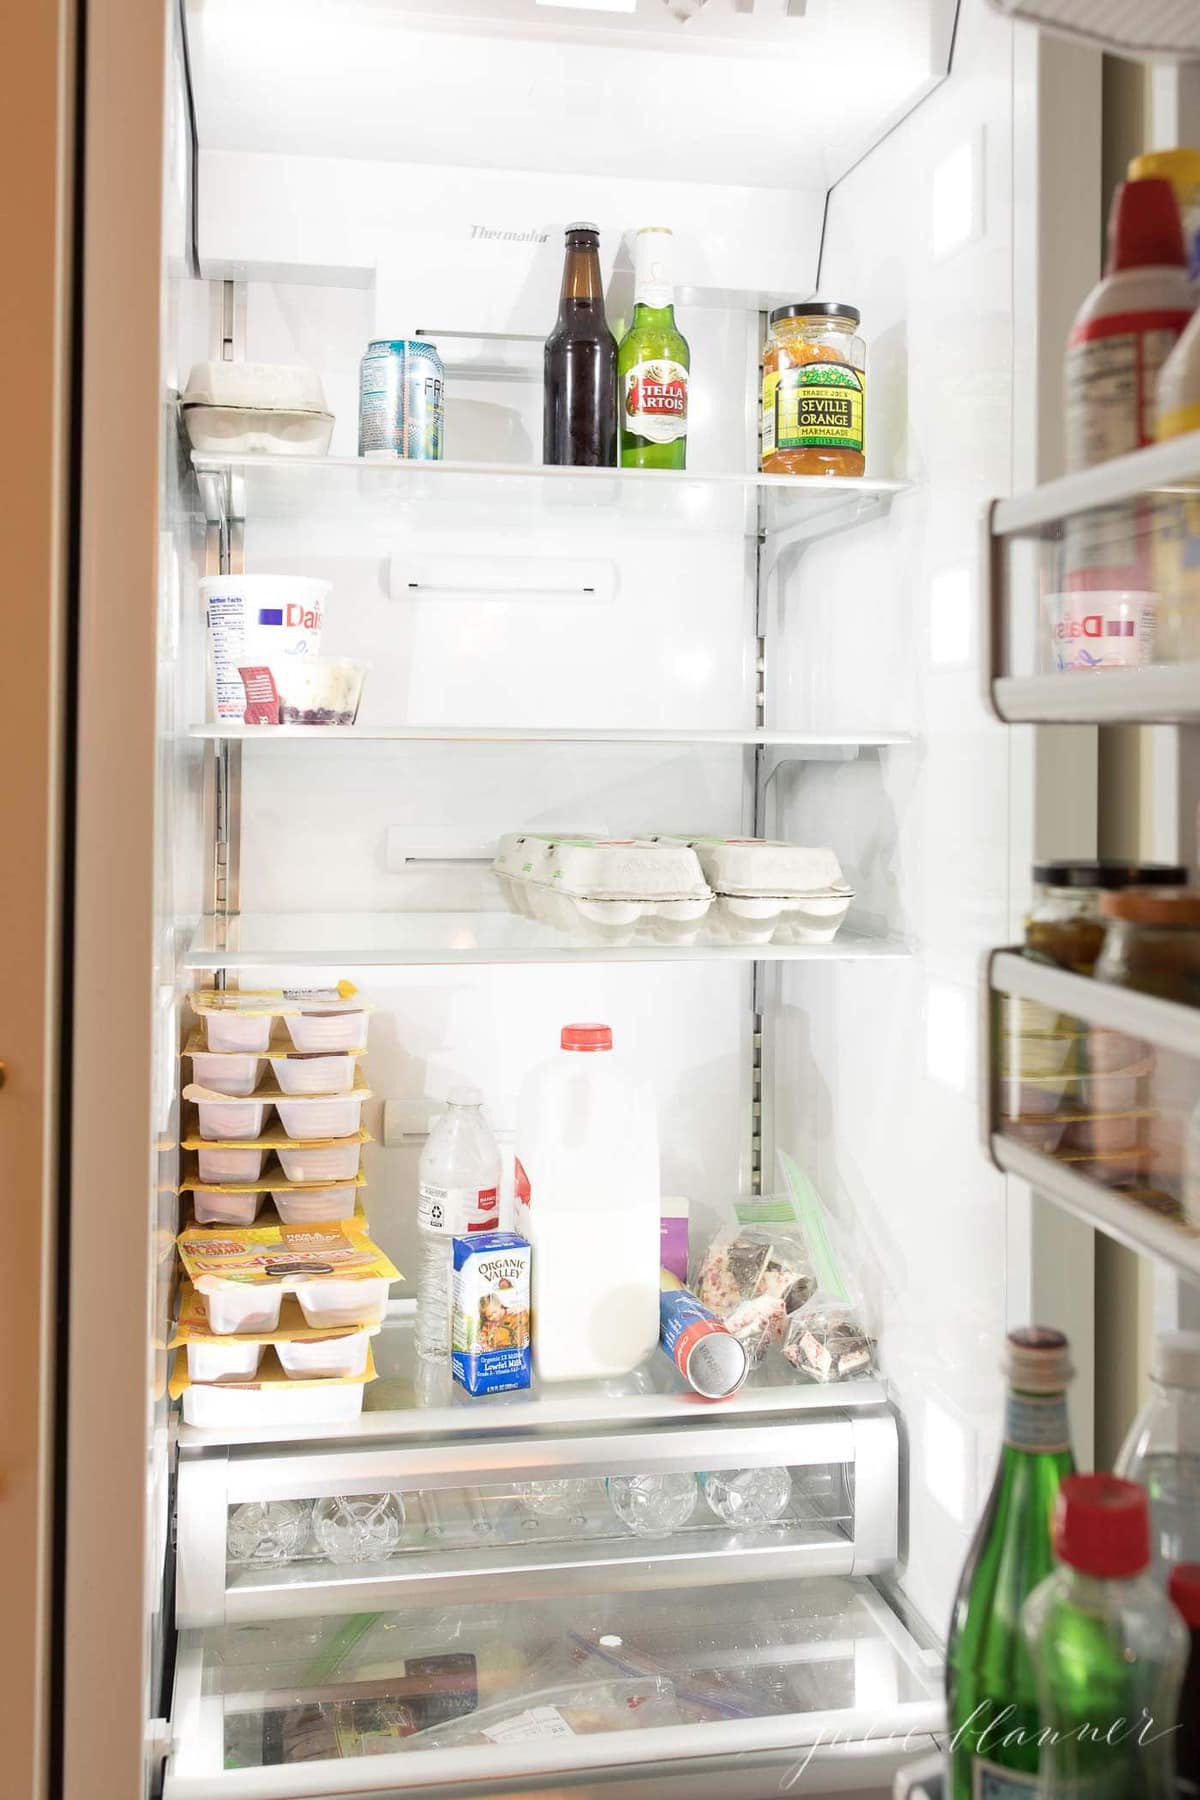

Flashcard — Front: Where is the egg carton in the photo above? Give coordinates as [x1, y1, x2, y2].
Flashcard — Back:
[656, 836, 854, 945]
[493, 833, 714, 944]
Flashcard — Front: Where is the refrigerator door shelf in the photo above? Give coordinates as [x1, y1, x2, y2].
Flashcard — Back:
[175, 1411, 898, 1628]
[987, 950, 1200, 1283]
[163, 1576, 943, 1799]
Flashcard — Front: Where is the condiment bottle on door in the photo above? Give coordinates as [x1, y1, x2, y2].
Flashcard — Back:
[618, 226, 690, 470]
[514, 1023, 661, 1382]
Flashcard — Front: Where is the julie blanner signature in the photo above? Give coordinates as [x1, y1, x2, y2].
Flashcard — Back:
[775, 1703, 1181, 1790]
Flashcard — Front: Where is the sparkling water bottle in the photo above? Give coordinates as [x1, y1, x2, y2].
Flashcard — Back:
[416, 1089, 501, 1364]
[605, 1472, 699, 1537]
[515, 1478, 599, 1524]
[701, 1466, 792, 1527]
[227, 1499, 312, 1565]
[312, 1493, 405, 1562]
[1115, 1329, 1200, 1579]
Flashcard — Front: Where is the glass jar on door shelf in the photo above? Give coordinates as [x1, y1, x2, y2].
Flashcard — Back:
[760, 302, 865, 477]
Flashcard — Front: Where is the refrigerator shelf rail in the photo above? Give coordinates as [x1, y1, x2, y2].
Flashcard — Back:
[984, 427, 1200, 722]
[191, 450, 908, 546]
[189, 724, 915, 749]
[183, 910, 911, 970]
[986, 949, 1200, 1282]
[175, 1411, 898, 1627]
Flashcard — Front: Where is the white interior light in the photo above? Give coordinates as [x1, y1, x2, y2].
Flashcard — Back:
[931, 134, 984, 261]
[535, 0, 639, 11]
[929, 564, 973, 666]
[923, 1394, 973, 1525]
[925, 981, 970, 1092]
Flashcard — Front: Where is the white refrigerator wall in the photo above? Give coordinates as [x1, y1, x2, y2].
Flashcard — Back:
[769, 0, 1019, 1636]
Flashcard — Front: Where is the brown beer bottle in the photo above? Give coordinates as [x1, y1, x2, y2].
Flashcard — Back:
[543, 223, 617, 467]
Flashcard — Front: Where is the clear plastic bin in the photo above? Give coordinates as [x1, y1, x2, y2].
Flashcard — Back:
[274, 1141, 362, 1183]
[202, 1284, 285, 1336]
[192, 1189, 264, 1227]
[269, 1053, 355, 1096]
[276, 1331, 372, 1380]
[180, 1379, 366, 1430]
[283, 1010, 368, 1053]
[202, 1012, 272, 1054]
[196, 1098, 272, 1141]
[186, 1339, 265, 1383]
[270, 1186, 358, 1224]
[293, 1278, 390, 1330]
[275, 1094, 363, 1140]
[197, 1146, 269, 1183]
[190, 1052, 264, 1096]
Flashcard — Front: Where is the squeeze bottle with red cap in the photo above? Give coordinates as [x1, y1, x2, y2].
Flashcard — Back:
[1065, 177, 1193, 472]
[1024, 1474, 1187, 1798]
[515, 1023, 661, 1382]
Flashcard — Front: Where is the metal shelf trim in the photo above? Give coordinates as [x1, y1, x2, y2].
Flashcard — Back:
[990, 949, 1200, 1061]
[991, 665, 1200, 726]
[992, 429, 1200, 538]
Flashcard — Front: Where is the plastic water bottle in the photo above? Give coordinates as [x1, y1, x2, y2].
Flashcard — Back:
[227, 1499, 312, 1565]
[1115, 1329, 1200, 1578]
[701, 1467, 792, 1527]
[515, 1023, 660, 1382]
[515, 1478, 599, 1524]
[416, 1089, 500, 1364]
[605, 1472, 698, 1537]
[312, 1493, 405, 1562]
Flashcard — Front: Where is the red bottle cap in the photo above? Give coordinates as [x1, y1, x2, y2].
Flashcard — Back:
[1053, 1474, 1149, 1578]
[1106, 176, 1186, 274]
[561, 1023, 613, 1052]
[1169, 1563, 1200, 1628]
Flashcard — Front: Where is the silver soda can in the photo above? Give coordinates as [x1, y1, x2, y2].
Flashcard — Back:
[358, 338, 444, 460]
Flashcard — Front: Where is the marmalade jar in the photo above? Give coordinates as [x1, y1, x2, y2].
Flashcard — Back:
[1025, 862, 1186, 975]
[1094, 888, 1200, 1006]
[760, 302, 865, 476]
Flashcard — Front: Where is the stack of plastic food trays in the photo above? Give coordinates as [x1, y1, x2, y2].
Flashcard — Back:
[172, 989, 400, 1430]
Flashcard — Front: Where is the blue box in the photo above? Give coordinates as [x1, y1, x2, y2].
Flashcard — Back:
[450, 1231, 531, 1397]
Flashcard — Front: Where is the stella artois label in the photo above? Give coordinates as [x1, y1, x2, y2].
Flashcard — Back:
[623, 358, 688, 444]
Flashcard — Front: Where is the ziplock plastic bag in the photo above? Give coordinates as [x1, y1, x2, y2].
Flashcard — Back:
[399, 1677, 681, 1750]
[782, 1293, 875, 1383]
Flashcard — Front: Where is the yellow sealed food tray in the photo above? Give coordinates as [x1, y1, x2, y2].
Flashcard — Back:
[178, 1158, 366, 1195]
[178, 1217, 397, 1286]
[183, 1026, 366, 1059]
[188, 981, 362, 1020]
[180, 1123, 373, 1151]
[183, 1069, 371, 1106]
[171, 1284, 380, 1347]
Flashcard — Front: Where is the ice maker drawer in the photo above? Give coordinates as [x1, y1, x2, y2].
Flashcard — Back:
[176, 1409, 899, 1628]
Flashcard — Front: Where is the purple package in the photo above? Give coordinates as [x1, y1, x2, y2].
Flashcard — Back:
[660, 1198, 689, 1285]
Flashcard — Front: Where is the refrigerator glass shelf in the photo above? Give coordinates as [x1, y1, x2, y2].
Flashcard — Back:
[191, 450, 908, 543]
[189, 723, 913, 747]
[183, 911, 910, 971]
[164, 1576, 943, 1798]
[989, 949, 1200, 1282]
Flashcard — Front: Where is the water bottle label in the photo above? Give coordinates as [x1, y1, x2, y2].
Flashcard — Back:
[418, 1184, 498, 1235]
[972, 1760, 1039, 1797]
[1004, 1391, 1070, 1452]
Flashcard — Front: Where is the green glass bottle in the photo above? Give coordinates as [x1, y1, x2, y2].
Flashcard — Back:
[617, 226, 689, 470]
[946, 1326, 1076, 1798]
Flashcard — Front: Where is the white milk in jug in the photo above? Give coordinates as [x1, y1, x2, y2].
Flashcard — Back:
[514, 1022, 660, 1382]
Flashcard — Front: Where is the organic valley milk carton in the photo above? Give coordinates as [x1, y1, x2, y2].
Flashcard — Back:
[451, 1232, 531, 1397]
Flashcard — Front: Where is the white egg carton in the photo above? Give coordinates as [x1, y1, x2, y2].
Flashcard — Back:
[493, 832, 713, 943]
[180, 361, 333, 457]
[657, 835, 854, 946]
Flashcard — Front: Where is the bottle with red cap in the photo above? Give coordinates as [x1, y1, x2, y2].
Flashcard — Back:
[514, 1022, 661, 1383]
[1169, 1563, 1200, 1797]
[1066, 176, 1194, 473]
[1024, 1473, 1188, 1798]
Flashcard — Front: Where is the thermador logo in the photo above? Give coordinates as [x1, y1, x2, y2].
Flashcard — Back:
[470, 225, 549, 244]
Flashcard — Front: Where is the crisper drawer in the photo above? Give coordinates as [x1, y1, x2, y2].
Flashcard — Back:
[164, 1576, 943, 1799]
[176, 1411, 898, 1628]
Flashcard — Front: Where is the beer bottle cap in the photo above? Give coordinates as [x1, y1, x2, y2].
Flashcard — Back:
[565, 221, 600, 233]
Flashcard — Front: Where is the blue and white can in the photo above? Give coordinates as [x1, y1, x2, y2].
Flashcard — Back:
[358, 337, 444, 460]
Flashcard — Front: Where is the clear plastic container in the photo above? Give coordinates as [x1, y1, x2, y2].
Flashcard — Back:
[270, 1185, 358, 1224]
[202, 1283, 284, 1336]
[268, 1053, 355, 1096]
[1115, 1329, 1200, 1577]
[417, 1089, 502, 1364]
[269, 657, 367, 727]
[192, 1189, 264, 1227]
[276, 1330, 373, 1380]
[195, 1098, 271, 1141]
[1024, 1475, 1187, 1797]
[293, 1277, 390, 1330]
[284, 1009, 368, 1053]
[274, 1093, 364, 1140]
[186, 1339, 265, 1383]
[182, 1378, 367, 1431]
[197, 1145, 269, 1183]
[201, 1011, 272, 1054]
[189, 1051, 264, 1096]
[274, 1141, 362, 1183]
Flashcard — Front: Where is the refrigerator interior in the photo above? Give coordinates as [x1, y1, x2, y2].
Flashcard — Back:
[121, 0, 1088, 1792]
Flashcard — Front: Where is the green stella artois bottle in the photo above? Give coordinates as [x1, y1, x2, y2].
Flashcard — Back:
[618, 226, 690, 469]
[946, 1326, 1076, 1799]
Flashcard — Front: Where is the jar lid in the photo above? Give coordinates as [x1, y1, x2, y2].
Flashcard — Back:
[1033, 861, 1187, 890]
[1129, 149, 1200, 191]
[1099, 886, 1200, 925]
[1053, 1474, 1149, 1578]
[1169, 1563, 1200, 1628]
[770, 301, 861, 327]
